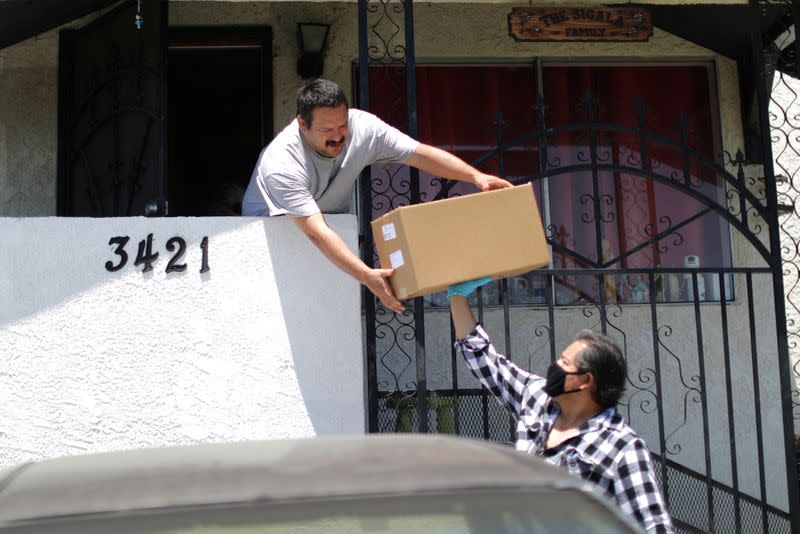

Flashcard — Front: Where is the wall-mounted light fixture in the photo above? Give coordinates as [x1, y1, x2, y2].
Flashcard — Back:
[297, 23, 330, 79]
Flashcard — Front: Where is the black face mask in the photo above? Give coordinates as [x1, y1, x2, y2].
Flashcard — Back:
[543, 362, 588, 398]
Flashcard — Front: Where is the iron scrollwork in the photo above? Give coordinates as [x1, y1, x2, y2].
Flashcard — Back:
[361, 25, 798, 527]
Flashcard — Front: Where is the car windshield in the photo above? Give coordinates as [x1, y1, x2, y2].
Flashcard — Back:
[6, 488, 639, 534]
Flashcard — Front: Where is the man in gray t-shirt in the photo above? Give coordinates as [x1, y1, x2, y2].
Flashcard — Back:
[242, 79, 512, 313]
[242, 107, 417, 217]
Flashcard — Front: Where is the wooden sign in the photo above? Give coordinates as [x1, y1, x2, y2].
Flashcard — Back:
[508, 7, 652, 42]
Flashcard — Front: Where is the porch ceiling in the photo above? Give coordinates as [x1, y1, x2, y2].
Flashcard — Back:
[641, 3, 791, 72]
[0, 1, 792, 73]
[0, 0, 120, 50]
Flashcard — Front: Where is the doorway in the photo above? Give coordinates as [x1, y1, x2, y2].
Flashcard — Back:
[167, 27, 272, 216]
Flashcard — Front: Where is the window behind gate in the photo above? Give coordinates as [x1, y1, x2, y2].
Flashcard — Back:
[366, 62, 732, 306]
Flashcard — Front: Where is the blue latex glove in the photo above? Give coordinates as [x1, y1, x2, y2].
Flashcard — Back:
[447, 277, 493, 298]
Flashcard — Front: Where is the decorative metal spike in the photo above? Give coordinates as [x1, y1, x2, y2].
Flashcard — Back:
[633, 96, 651, 126]
[675, 112, 692, 146]
[577, 89, 600, 122]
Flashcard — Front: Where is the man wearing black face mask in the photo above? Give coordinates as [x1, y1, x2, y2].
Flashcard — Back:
[447, 280, 673, 534]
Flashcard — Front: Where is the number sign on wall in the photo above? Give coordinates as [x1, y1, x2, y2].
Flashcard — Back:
[105, 234, 210, 274]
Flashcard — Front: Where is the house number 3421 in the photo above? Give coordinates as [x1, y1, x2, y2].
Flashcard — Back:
[105, 234, 210, 274]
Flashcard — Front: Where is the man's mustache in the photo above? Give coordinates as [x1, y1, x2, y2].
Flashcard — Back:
[326, 138, 345, 147]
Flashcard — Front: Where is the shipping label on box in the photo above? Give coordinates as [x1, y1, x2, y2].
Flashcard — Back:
[370, 183, 550, 299]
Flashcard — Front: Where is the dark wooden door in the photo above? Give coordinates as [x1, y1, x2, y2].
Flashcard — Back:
[57, 0, 167, 216]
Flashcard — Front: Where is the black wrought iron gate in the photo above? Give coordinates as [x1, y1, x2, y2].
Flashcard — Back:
[57, 0, 167, 217]
[358, 1, 800, 532]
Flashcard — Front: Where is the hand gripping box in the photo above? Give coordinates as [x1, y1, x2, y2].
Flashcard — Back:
[370, 183, 550, 299]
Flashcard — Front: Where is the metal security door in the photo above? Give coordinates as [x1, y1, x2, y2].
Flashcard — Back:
[57, 0, 167, 216]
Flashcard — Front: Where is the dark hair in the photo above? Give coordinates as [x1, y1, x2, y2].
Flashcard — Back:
[573, 329, 626, 408]
[296, 78, 348, 127]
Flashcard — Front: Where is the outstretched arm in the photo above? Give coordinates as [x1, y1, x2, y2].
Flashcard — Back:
[292, 213, 405, 313]
[405, 143, 513, 192]
[450, 295, 478, 339]
[450, 287, 540, 416]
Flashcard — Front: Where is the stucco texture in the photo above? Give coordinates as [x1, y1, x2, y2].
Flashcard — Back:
[0, 35, 58, 216]
[0, 215, 364, 467]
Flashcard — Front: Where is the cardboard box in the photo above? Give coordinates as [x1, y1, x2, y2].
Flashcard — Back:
[371, 183, 550, 299]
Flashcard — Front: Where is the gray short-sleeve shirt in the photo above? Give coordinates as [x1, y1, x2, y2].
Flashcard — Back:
[242, 109, 419, 217]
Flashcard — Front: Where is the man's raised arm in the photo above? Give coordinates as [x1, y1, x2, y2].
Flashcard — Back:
[405, 143, 514, 192]
[292, 212, 405, 313]
[450, 295, 478, 339]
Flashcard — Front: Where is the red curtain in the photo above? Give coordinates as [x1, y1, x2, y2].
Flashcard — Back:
[540, 65, 728, 303]
[368, 65, 541, 212]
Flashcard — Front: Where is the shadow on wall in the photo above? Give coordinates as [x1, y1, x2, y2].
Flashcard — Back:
[264, 215, 365, 435]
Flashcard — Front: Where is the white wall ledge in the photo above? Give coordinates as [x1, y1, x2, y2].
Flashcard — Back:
[0, 215, 364, 468]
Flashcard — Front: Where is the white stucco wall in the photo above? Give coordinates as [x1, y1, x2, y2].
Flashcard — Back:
[0, 33, 59, 216]
[0, 215, 364, 468]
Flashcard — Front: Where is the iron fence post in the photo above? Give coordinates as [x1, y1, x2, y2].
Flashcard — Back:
[357, 0, 378, 433]
[751, 26, 800, 532]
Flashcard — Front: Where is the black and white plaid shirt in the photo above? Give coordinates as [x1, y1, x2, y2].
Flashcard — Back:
[456, 324, 674, 534]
